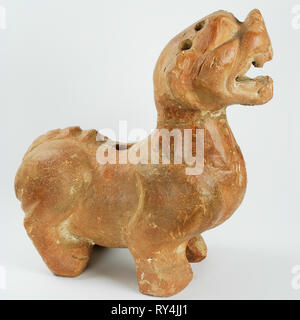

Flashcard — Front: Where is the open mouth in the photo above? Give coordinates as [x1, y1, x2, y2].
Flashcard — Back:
[235, 52, 272, 89]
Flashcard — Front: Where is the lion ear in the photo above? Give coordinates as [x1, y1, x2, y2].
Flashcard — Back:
[195, 12, 240, 53]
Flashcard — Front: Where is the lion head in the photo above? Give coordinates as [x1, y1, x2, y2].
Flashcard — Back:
[154, 9, 273, 112]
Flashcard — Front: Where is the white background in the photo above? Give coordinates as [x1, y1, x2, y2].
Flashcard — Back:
[0, 0, 299, 300]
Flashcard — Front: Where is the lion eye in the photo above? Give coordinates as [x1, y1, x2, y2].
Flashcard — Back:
[180, 39, 193, 51]
[195, 21, 205, 31]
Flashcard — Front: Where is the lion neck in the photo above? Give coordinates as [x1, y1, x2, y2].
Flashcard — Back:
[156, 98, 227, 130]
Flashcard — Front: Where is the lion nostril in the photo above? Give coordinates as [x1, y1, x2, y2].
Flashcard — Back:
[195, 21, 205, 31]
[180, 39, 193, 51]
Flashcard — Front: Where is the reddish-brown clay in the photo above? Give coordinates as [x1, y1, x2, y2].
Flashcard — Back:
[15, 9, 273, 296]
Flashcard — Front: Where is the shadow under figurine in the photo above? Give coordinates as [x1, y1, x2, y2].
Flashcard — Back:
[15, 9, 273, 297]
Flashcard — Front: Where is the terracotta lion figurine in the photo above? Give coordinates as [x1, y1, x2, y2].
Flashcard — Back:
[15, 9, 273, 296]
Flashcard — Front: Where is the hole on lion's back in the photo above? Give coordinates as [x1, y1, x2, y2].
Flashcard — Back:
[115, 144, 126, 151]
[115, 143, 133, 151]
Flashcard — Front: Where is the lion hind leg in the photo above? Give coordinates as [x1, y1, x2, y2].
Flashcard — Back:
[25, 213, 94, 277]
[16, 139, 94, 276]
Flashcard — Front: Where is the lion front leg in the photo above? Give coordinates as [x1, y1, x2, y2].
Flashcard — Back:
[186, 235, 207, 263]
[128, 239, 193, 297]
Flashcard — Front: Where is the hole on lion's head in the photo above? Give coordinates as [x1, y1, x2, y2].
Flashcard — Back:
[195, 21, 205, 31]
[180, 39, 193, 51]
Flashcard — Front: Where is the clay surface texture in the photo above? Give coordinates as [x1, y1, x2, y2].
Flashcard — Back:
[15, 9, 273, 297]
